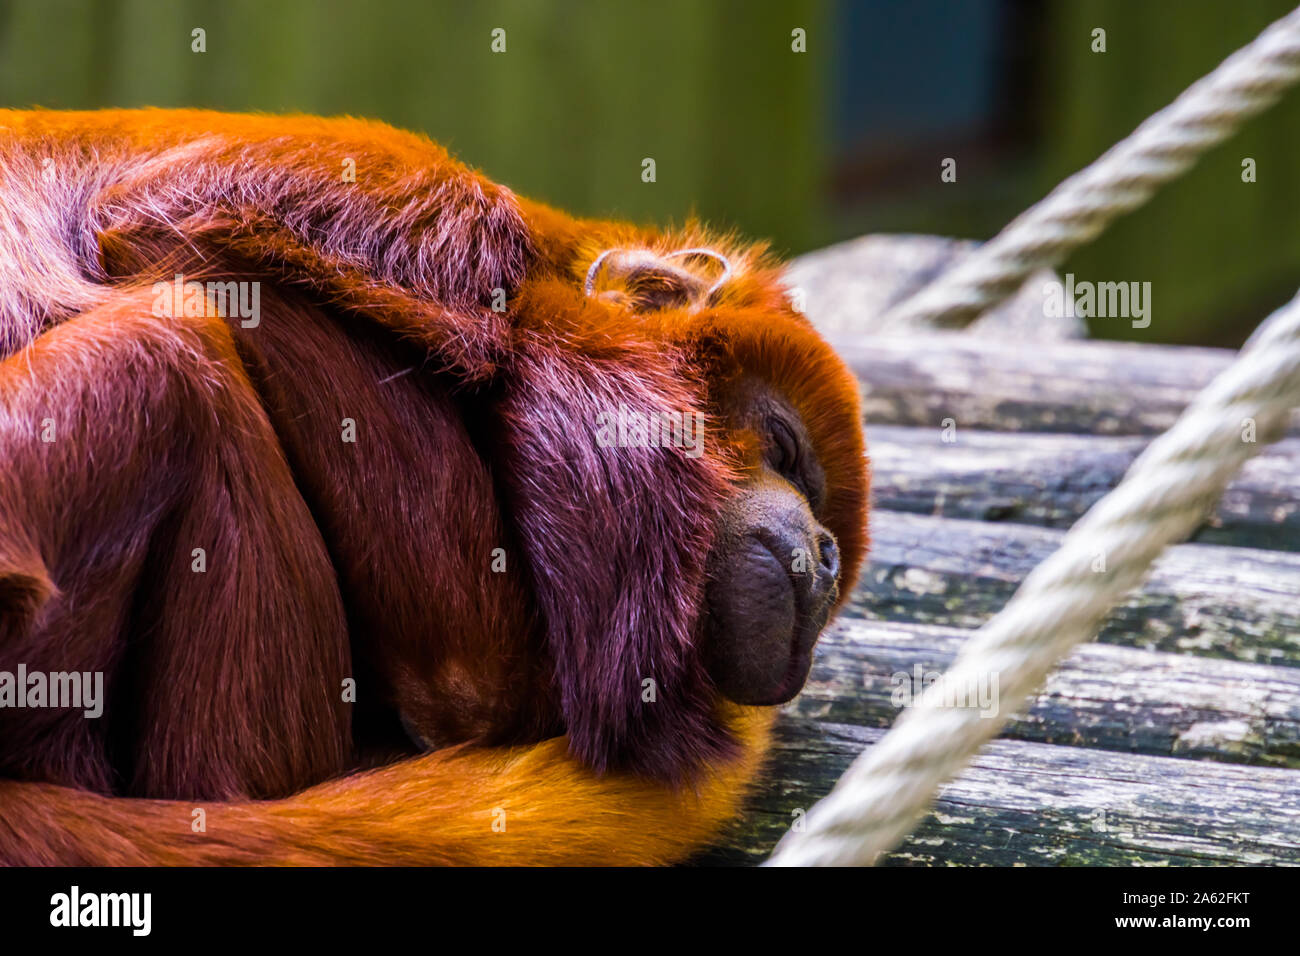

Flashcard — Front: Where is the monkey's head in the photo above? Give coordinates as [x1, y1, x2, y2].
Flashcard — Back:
[681, 255, 868, 711]
[586, 242, 871, 708]
[503, 229, 868, 779]
[702, 375, 842, 705]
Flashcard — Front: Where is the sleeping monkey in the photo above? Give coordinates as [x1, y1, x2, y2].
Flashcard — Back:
[0, 109, 868, 865]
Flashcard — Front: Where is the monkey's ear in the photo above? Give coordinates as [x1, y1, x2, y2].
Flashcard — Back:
[585, 249, 729, 312]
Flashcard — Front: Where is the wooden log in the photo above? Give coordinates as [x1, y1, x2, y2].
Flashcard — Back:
[698, 719, 1300, 866]
[868, 424, 1300, 551]
[793, 618, 1300, 766]
[850, 511, 1300, 667]
[827, 332, 1297, 436]
[710, 285, 1300, 866]
[784, 234, 1085, 340]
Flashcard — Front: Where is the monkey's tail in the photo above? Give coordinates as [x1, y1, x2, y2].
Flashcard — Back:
[0, 708, 773, 866]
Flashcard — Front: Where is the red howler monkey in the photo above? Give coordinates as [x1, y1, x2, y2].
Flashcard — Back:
[0, 109, 868, 865]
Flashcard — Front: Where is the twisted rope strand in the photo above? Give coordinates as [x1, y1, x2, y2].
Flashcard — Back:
[879, 6, 1300, 332]
[768, 288, 1300, 866]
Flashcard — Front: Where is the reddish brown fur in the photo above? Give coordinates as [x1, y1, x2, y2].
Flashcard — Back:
[0, 109, 868, 864]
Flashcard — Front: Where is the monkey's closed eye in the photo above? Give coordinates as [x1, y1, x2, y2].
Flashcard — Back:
[767, 416, 800, 478]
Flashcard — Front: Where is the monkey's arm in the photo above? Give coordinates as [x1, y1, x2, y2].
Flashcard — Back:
[0, 708, 772, 866]
[4, 108, 549, 375]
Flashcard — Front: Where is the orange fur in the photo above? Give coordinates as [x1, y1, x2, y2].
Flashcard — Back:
[0, 110, 867, 865]
[0, 706, 774, 866]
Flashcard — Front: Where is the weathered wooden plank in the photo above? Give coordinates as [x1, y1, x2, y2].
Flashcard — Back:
[850, 511, 1300, 667]
[730, 294, 1300, 866]
[793, 618, 1300, 766]
[698, 719, 1300, 866]
[828, 333, 1293, 436]
[868, 424, 1300, 551]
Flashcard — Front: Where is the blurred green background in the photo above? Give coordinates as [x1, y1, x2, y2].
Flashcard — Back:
[2, 0, 1298, 346]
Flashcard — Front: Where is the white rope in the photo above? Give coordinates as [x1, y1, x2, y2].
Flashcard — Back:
[766, 4, 1300, 867]
[768, 287, 1300, 866]
[879, 6, 1300, 332]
